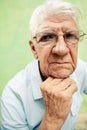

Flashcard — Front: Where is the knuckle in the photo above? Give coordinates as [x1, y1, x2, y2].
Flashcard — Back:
[69, 78, 76, 83]
[40, 82, 51, 94]
[73, 83, 78, 91]
[40, 82, 45, 91]
[58, 92, 71, 101]
[62, 93, 68, 100]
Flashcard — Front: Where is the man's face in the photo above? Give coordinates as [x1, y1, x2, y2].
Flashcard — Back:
[29, 14, 79, 79]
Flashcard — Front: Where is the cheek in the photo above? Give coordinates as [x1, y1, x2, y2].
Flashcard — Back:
[38, 50, 47, 62]
[38, 45, 51, 59]
[38, 49, 49, 73]
[38, 46, 52, 76]
[69, 46, 78, 68]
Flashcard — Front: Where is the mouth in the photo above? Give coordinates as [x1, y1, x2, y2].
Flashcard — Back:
[49, 61, 70, 68]
[50, 62, 69, 64]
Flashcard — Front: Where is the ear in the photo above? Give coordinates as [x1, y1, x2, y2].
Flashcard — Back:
[29, 40, 38, 59]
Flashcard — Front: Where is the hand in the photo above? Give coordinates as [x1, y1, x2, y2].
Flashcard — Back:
[39, 77, 78, 130]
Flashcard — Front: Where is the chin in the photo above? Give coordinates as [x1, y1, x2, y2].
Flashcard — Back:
[47, 64, 75, 78]
[49, 71, 72, 79]
[52, 75, 69, 79]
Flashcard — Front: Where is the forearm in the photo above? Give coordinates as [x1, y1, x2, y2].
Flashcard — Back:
[39, 116, 64, 130]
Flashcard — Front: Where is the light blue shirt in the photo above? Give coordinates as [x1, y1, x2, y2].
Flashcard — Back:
[1, 59, 87, 130]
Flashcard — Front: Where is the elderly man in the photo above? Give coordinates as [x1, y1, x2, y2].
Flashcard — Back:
[1, 0, 87, 130]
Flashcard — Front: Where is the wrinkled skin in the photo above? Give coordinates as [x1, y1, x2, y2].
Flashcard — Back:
[40, 77, 77, 130]
[29, 14, 78, 130]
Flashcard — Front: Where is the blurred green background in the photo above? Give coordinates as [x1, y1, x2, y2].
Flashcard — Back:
[0, 0, 87, 113]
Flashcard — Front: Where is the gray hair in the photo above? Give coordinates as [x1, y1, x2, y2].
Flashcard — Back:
[29, 0, 81, 36]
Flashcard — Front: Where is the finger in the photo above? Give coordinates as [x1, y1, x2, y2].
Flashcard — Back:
[43, 78, 63, 92]
[40, 77, 53, 90]
[65, 82, 78, 95]
[42, 78, 73, 93]
[44, 79, 63, 91]
[56, 78, 75, 90]
[49, 78, 76, 94]
[50, 78, 63, 85]
[44, 77, 53, 84]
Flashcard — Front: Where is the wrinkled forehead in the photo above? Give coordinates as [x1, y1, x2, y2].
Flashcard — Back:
[36, 14, 78, 33]
[45, 14, 76, 23]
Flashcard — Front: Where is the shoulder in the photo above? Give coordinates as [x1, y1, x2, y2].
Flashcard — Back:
[74, 59, 87, 92]
[1, 60, 38, 98]
[77, 59, 87, 67]
[75, 59, 87, 75]
[1, 60, 39, 130]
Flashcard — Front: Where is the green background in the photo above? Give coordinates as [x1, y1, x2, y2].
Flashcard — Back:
[0, 0, 87, 113]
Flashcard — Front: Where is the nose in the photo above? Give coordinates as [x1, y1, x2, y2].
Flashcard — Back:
[52, 36, 69, 56]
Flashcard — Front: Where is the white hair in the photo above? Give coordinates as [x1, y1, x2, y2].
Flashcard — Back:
[29, 0, 81, 36]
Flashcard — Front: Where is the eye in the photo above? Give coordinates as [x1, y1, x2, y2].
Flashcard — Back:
[39, 33, 56, 42]
[65, 33, 79, 40]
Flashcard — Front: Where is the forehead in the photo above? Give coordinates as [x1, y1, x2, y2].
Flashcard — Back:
[37, 14, 78, 33]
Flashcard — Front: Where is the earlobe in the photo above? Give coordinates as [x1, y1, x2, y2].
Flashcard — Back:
[29, 40, 38, 59]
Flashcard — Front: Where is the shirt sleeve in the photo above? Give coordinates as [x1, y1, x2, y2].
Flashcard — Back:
[1, 85, 29, 130]
[79, 60, 87, 94]
[83, 61, 87, 94]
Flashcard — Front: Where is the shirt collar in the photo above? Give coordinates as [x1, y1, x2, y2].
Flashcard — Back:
[30, 60, 43, 100]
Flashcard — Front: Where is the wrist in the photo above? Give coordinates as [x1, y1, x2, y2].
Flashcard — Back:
[39, 115, 63, 130]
